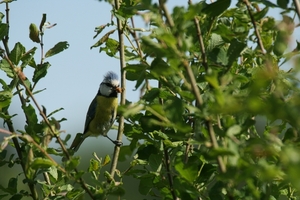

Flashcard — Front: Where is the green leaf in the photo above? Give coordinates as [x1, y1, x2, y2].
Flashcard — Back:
[21, 47, 37, 68]
[9, 42, 26, 65]
[148, 153, 162, 171]
[22, 104, 41, 136]
[0, 59, 14, 78]
[31, 158, 55, 169]
[0, 90, 12, 110]
[45, 41, 69, 58]
[253, 7, 269, 21]
[277, 0, 289, 9]
[227, 38, 246, 66]
[175, 158, 198, 183]
[202, 0, 231, 17]
[0, 12, 4, 21]
[273, 31, 288, 56]
[0, 149, 7, 160]
[205, 72, 219, 89]
[7, 177, 17, 194]
[124, 63, 147, 89]
[124, 63, 147, 81]
[207, 33, 224, 51]
[226, 125, 241, 136]
[32, 62, 51, 83]
[91, 29, 116, 49]
[88, 158, 100, 172]
[138, 174, 154, 195]
[102, 155, 110, 166]
[150, 57, 174, 77]
[93, 24, 110, 39]
[99, 38, 119, 57]
[209, 46, 228, 66]
[29, 23, 40, 43]
[48, 166, 58, 180]
[0, 23, 8, 40]
[137, 144, 159, 160]
[65, 156, 80, 171]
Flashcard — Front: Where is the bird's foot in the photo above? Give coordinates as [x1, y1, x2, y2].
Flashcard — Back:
[105, 136, 123, 146]
[113, 140, 123, 146]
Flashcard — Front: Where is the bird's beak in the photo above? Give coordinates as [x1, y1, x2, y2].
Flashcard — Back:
[115, 87, 124, 93]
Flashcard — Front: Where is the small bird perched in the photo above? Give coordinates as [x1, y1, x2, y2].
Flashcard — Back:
[70, 71, 123, 152]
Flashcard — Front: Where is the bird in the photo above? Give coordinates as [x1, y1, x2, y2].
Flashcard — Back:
[70, 71, 123, 152]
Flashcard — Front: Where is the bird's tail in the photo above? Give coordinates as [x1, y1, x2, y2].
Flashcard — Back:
[69, 133, 86, 152]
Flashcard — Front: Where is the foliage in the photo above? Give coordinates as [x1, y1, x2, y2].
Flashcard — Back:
[1, 0, 300, 200]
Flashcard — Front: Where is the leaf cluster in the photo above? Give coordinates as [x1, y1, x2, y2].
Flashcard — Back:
[92, 0, 300, 199]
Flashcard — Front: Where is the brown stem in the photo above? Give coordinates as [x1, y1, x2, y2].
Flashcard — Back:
[189, 1, 226, 173]
[163, 143, 177, 200]
[110, 0, 126, 179]
[243, 0, 266, 54]
[1, 3, 39, 199]
[193, 16, 208, 71]
[293, 0, 300, 20]
[130, 17, 143, 58]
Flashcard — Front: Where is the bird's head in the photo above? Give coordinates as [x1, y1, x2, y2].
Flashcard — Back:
[99, 71, 122, 97]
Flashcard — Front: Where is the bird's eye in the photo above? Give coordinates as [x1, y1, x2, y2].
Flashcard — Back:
[104, 83, 113, 87]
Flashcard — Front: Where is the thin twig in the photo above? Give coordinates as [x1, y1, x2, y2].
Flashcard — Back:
[158, 0, 174, 27]
[130, 17, 143, 58]
[1, 120, 39, 199]
[156, 2, 178, 199]
[158, 81, 177, 200]
[189, 0, 226, 173]
[109, 0, 126, 179]
[293, 0, 300, 20]
[1, 3, 39, 199]
[163, 143, 177, 200]
[243, 0, 266, 54]
[193, 16, 208, 71]
[2, 2, 10, 53]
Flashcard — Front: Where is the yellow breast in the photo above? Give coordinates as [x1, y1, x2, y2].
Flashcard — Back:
[88, 96, 118, 136]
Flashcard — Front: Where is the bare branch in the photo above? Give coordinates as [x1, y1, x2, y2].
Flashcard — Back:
[243, 0, 266, 54]
[110, 0, 126, 179]
[293, 0, 300, 21]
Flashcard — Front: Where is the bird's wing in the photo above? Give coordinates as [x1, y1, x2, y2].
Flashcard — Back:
[110, 106, 117, 124]
[83, 96, 97, 134]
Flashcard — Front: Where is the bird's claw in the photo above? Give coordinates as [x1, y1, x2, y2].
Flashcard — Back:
[113, 140, 123, 146]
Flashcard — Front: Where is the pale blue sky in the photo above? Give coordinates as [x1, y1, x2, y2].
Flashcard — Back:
[1, 0, 299, 154]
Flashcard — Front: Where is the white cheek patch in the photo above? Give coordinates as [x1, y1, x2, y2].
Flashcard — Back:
[111, 79, 120, 87]
[99, 84, 110, 96]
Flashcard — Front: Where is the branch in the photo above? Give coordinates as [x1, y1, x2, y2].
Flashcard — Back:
[6, 56, 71, 159]
[163, 143, 177, 200]
[158, 0, 174, 27]
[4, 55, 96, 199]
[1, 3, 39, 199]
[109, 0, 126, 179]
[193, 16, 208, 71]
[130, 17, 143, 58]
[293, 0, 300, 21]
[189, 0, 226, 173]
[243, 0, 266, 54]
[2, 2, 10, 53]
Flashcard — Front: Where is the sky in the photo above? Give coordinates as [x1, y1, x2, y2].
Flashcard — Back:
[0, 0, 299, 152]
